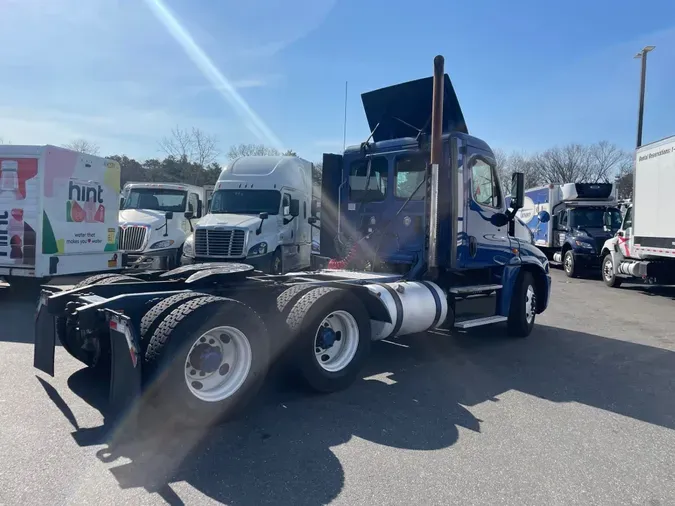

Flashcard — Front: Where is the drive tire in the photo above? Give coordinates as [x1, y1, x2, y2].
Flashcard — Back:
[59, 273, 143, 372]
[507, 271, 536, 338]
[286, 287, 371, 393]
[139, 291, 210, 353]
[144, 296, 270, 427]
[563, 250, 577, 278]
[602, 254, 622, 288]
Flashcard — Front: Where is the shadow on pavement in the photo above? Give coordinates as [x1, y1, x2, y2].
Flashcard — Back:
[37, 323, 675, 505]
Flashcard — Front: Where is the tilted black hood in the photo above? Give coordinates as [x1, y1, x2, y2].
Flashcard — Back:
[360, 74, 468, 142]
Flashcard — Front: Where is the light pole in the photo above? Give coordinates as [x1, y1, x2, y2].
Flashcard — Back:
[634, 45, 655, 148]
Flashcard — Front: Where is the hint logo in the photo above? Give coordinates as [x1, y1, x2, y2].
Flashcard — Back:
[69, 180, 103, 203]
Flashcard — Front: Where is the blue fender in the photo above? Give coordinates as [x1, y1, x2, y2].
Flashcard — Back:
[497, 253, 551, 316]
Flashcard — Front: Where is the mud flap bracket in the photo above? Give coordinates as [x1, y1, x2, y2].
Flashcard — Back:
[107, 312, 142, 429]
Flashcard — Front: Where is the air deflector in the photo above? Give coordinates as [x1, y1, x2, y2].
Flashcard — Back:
[361, 74, 468, 142]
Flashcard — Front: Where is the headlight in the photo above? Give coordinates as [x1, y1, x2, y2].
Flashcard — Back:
[183, 235, 195, 257]
[574, 240, 594, 250]
[248, 242, 268, 256]
[574, 230, 589, 238]
[150, 239, 175, 249]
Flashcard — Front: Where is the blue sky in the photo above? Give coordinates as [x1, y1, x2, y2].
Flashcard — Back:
[0, 0, 672, 164]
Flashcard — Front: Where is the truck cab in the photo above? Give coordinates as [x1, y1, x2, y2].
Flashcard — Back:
[118, 182, 206, 270]
[182, 156, 314, 274]
[316, 74, 551, 326]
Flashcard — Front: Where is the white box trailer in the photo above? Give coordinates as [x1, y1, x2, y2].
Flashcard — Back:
[0, 145, 122, 284]
[600, 135, 675, 287]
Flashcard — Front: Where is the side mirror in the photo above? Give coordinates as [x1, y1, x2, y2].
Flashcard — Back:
[289, 199, 300, 217]
[197, 200, 203, 218]
[538, 211, 550, 223]
[617, 230, 624, 237]
[207, 198, 212, 213]
[552, 216, 558, 229]
[602, 211, 612, 228]
[308, 217, 318, 225]
[511, 172, 525, 211]
[310, 199, 319, 217]
[119, 197, 124, 209]
[184, 211, 194, 219]
[256, 212, 268, 235]
[165, 211, 174, 220]
[490, 213, 510, 228]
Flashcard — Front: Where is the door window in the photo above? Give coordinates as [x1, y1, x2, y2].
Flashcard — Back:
[560, 210, 568, 229]
[471, 158, 501, 208]
[623, 207, 632, 229]
[282, 193, 291, 216]
[394, 153, 427, 200]
[188, 193, 199, 216]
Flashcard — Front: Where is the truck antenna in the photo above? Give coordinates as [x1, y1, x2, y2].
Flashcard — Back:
[342, 81, 348, 152]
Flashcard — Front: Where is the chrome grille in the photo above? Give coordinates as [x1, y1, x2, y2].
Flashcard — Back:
[194, 229, 246, 257]
[118, 225, 147, 252]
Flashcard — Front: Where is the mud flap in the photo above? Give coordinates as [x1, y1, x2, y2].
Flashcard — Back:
[34, 290, 56, 376]
[107, 313, 142, 430]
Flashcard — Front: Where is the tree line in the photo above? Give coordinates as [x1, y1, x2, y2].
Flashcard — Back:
[3, 128, 635, 199]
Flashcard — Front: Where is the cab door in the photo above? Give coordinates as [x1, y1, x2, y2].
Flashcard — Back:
[460, 148, 515, 269]
[280, 192, 300, 271]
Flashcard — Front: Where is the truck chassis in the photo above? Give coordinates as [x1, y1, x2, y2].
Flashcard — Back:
[34, 260, 544, 427]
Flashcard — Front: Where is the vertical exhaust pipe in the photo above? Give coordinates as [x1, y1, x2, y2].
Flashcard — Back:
[426, 55, 444, 278]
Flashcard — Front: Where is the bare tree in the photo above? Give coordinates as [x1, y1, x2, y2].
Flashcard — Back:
[227, 143, 282, 159]
[63, 139, 100, 155]
[588, 141, 632, 183]
[159, 126, 219, 166]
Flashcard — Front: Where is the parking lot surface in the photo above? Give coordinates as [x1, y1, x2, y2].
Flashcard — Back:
[1, 270, 674, 506]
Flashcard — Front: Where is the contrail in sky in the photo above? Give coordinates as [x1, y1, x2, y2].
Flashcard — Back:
[143, 0, 284, 150]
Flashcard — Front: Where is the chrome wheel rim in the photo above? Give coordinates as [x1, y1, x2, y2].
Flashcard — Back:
[184, 326, 252, 402]
[564, 253, 573, 273]
[314, 310, 359, 372]
[525, 285, 536, 324]
[603, 258, 613, 281]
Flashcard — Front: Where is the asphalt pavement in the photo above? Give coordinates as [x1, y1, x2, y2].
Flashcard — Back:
[1, 270, 674, 506]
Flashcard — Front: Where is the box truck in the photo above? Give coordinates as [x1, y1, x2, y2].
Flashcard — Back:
[0, 145, 121, 286]
[601, 135, 675, 287]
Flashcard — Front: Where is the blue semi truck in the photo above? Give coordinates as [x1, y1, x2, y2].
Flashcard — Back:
[513, 183, 623, 278]
[33, 56, 551, 427]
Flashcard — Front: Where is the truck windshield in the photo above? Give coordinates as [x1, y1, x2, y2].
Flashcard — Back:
[123, 188, 187, 212]
[349, 157, 387, 202]
[570, 207, 622, 229]
[210, 189, 281, 215]
[395, 153, 427, 200]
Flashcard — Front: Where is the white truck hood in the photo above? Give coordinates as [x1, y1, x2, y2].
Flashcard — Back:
[119, 208, 167, 227]
[197, 213, 264, 229]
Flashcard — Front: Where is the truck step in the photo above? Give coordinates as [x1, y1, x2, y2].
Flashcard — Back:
[454, 315, 507, 329]
[449, 284, 502, 295]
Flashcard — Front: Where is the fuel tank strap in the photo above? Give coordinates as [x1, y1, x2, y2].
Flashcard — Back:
[375, 283, 403, 339]
[419, 281, 443, 328]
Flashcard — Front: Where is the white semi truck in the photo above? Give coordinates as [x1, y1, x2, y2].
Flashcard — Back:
[182, 156, 314, 274]
[119, 182, 211, 270]
[0, 144, 122, 287]
[601, 135, 675, 287]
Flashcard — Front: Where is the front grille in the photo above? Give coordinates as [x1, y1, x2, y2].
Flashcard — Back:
[194, 229, 246, 257]
[118, 225, 147, 252]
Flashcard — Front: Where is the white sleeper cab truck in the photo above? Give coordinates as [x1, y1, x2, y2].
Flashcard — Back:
[182, 156, 313, 274]
[118, 182, 207, 270]
[0, 144, 121, 287]
[601, 135, 675, 287]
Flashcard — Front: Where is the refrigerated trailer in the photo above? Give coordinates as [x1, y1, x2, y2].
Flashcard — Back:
[600, 135, 675, 287]
[33, 56, 551, 427]
[0, 145, 121, 287]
